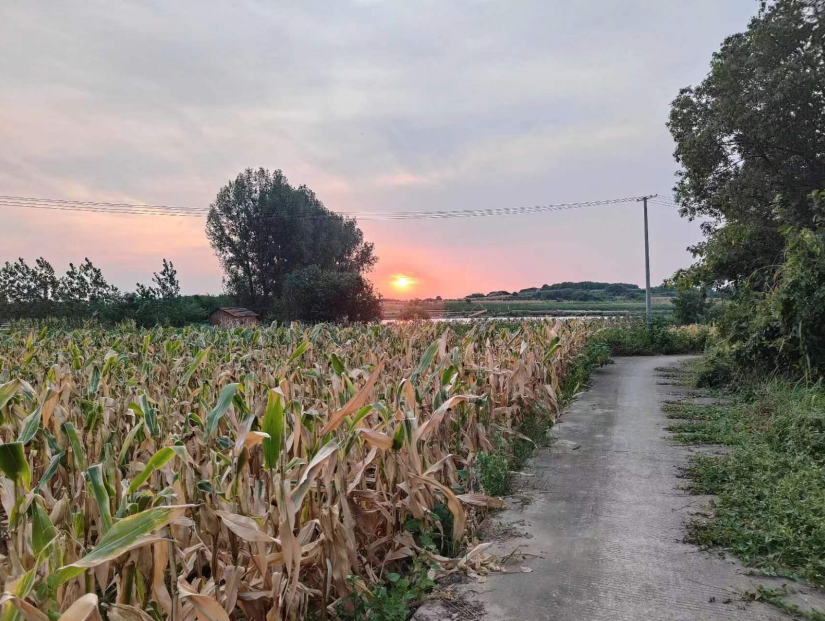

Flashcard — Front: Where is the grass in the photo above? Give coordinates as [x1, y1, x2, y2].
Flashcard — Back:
[667, 374, 825, 588]
[444, 298, 674, 317]
[744, 585, 825, 621]
[594, 319, 713, 356]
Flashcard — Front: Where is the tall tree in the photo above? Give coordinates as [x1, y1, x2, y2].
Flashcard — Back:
[205, 168, 376, 309]
[668, 0, 825, 290]
[0, 258, 59, 303]
[56, 258, 119, 302]
[152, 259, 180, 299]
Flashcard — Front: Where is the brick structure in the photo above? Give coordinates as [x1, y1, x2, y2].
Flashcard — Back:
[209, 307, 260, 327]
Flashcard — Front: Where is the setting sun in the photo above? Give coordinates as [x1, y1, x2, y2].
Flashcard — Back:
[391, 274, 417, 290]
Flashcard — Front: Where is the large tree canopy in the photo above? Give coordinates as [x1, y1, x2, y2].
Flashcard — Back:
[205, 168, 377, 309]
[668, 0, 825, 290]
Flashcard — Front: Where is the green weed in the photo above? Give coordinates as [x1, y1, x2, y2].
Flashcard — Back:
[336, 555, 436, 621]
[595, 319, 712, 356]
[743, 586, 825, 621]
[676, 381, 825, 587]
[475, 450, 512, 497]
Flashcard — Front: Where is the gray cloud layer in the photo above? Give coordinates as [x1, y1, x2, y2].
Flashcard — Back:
[0, 1, 757, 295]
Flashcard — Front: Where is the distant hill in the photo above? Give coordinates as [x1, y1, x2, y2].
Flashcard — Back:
[462, 281, 676, 303]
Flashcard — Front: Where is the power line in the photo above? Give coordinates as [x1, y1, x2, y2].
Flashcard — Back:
[0, 194, 655, 221]
[649, 196, 679, 208]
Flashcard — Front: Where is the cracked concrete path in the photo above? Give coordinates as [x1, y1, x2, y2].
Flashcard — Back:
[420, 356, 824, 620]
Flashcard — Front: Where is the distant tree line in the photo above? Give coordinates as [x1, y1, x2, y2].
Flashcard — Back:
[1, 168, 383, 326]
[464, 281, 666, 303]
[0, 257, 230, 326]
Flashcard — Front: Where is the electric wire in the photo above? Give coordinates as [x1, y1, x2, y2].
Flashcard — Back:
[0, 194, 655, 221]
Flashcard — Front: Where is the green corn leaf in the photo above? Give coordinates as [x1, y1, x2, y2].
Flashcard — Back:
[0, 442, 30, 490]
[347, 404, 374, 431]
[291, 441, 338, 507]
[261, 390, 285, 470]
[17, 402, 43, 445]
[118, 421, 145, 465]
[412, 341, 439, 383]
[170, 443, 192, 465]
[330, 353, 346, 375]
[180, 347, 211, 387]
[87, 464, 114, 534]
[289, 341, 312, 363]
[0, 379, 20, 410]
[30, 500, 57, 556]
[392, 424, 406, 451]
[61, 422, 86, 471]
[205, 383, 239, 439]
[126, 447, 176, 495]
[87, 366, 101, 397]
[34, 450, 64, 493]
[139, 394, 160, 438]
[48, 504, 192, 588]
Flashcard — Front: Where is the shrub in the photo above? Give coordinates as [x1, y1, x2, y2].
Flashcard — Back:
[672, 288, 709, 325]
[595, 319, 713, 356]
[281, 265, 381, 322]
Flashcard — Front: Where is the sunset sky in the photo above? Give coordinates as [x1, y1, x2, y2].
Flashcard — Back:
[0, 1, 757, 300]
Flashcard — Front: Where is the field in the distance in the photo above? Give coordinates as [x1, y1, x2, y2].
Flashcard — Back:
[381, 296, 673, 319]
[444, 297, 674, 317]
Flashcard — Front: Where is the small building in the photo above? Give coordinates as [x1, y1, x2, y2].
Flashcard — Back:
[209, 307, 260, 327]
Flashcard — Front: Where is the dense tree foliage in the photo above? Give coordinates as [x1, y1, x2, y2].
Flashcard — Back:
[465, 282, 651, 302]
[669, 0, 825, 378]
[205, 168, 377, 311]
[669, 0, 825, 290]
[281, 265, 381, 322]
[671, 289, 711, 326]
[0, 257, 224, 326]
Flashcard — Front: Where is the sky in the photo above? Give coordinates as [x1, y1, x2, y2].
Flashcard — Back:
[0, 1, 758, 299]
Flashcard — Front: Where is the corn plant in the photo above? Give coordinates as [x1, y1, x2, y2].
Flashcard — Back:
[0, 319, 595, 620]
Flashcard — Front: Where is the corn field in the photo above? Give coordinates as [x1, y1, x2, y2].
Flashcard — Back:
[0, 319, 595, 620]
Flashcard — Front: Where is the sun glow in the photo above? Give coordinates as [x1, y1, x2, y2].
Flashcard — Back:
[391, 274, 417, 290]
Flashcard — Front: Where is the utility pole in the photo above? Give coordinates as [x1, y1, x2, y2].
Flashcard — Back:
[640, 194, 657, 324]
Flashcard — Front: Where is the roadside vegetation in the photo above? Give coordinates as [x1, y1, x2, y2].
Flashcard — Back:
[594, 319, 713, 357]
[666, 372, 825, 590]
[0, 318, 598, 621]
[659, 3, 825, 614]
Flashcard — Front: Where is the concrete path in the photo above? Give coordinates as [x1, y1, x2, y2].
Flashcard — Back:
[422, 356, 819, 620]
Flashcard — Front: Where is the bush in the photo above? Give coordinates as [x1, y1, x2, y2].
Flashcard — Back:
[595, 319, 713, 356]
[672, 288, 709, 325]
[706, 218, 825, 381]
[693, 347, 736, 388]
[281, 265, 381, 322]
[398, 302, 431, 320]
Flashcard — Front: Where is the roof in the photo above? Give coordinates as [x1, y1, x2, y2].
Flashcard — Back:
[211, 307, 259, 318]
